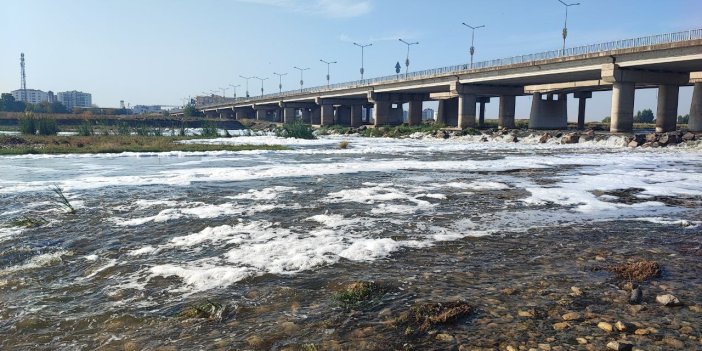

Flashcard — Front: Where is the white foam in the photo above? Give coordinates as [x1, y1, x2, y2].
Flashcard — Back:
[0, 250, 73, 275]
[629, 217, 701, 228]
[229, 186, 298, 200]
[445, 181, 510, 191]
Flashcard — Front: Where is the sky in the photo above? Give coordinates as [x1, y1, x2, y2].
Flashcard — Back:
[1, 0, 700, 120]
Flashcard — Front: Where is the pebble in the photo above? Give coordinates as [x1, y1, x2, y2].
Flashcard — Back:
[689, 305, 702, 313]
[552, 322, 570, 330]
[518, 310, 535, 318]
[576, 337, 588, 345]
[598, 322, 614, 332]
[656, 294, 681, 306]
[664, 337, 685, 349]
[629, 287, 642, 305]
[570, 286, 583, 297]
[634, 328, 651, 335]
[606, 341, 633, 351]
[562, 312, 581, 321]
[615, 321, 630, 332]
[435, 333, 455, 342]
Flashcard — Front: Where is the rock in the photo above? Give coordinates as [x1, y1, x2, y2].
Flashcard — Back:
[656, 294, 681, 306]
[632, 134, 646, 145]
[598, 322, 614, 332]
[583, 129, 595, 141]
[627, 141, 639, 148]
[555, 132, 563, 138]
[682, 132, 696, 141]
[666, 132, 681, 144]
[576, 337, 588, 345]
[641, 142, 653, 148]
[501, 287, 518, 295]
[553, 322, 570, 330]
[480, 136, 488, 142]
[658, 133, 670, 145]
[606, 341, 633, 351]
[664, 337, 685, 349]
[506, 346, 518, 351]
[539, 133, 551, 143]
[634, 328, 652, 335]
[561, 133, 580, 144]
[645, 133, 658, 143]
[651, 141, 660, 148]
[518, 310, 535, 318]
[562, 312, 581, 321]
[511, 135, 519, 143]
[435, 333, 455, 342]
[689, 305, 702, 313]
[570, 286, 583, 297]
[629, 286, 643, 305]
[615, 321, 632, 332]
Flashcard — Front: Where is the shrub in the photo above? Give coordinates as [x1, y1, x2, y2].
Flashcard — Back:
[200, 123, 219, 137]
[276, 119, 316, 139]
[37, 118, 59, 136]
[77, 121, 94, 136]
[116, 122, 131, 136]
[19, 114, 36, 135]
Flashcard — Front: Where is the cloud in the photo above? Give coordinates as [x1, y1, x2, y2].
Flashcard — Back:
[235, 0, 372, 18]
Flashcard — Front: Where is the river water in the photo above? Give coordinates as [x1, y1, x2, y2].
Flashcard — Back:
[1, 135, 701, 350]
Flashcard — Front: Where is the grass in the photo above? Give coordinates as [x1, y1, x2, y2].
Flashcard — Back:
[77, 121, 94, 136]
[50, 185, 76, 214]
[200, 123, 219, 137]
[605, 260, 662, 282]
[276, 119, 316, 139]
[332, 281, 388, 309]
[19, 112, 60, 136]
[178, 300, 228, 321]
[9, 215, 47, 228]
[0, 135, 288, 155]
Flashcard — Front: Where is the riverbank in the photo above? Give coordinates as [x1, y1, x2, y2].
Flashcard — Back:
[0, 135, 287, 155]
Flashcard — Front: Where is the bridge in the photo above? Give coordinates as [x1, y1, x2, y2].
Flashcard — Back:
[172, 29, 702, 133]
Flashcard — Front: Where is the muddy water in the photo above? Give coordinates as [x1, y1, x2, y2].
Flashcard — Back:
[0, 135, 701, 350]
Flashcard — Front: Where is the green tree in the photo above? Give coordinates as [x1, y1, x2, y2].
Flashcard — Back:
[634, 109, 654, 123]
[601, 116, 611, 123]
[183, 105, 203, 117]
[677, 114, 689, 124]
[0, 93, 26, 112]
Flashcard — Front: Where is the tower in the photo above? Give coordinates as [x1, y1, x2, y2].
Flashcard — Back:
[20, 53, 27, 102]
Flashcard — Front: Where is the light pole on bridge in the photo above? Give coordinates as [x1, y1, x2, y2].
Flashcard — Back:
[239, 75, 254, 98]
[319, 59, 337, 88]
[293, 66, 310, 93]
[461, 22, 485, 69]
[558, 0, 580, 55]
[273, 72, 287, 94]
[219, 87, 228, 99]
[398, 39, 419, 77]
[229, 84, 240, 99]
[353, 42, 372, 80]
[253, 77, 268, 97]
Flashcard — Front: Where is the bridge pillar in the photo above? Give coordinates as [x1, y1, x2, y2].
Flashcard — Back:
[310, 106, 321, 125]
[656, 85, 679, 133]
[321, 104, 334, 126]
[388, 104, 404, 125]
[373, 101, 391, 126]
[336, 106, 352, 126]
[255, 109, 266, 120]
[574, 91, 592, 130]
[690, 82, 702, 132]
[365, 106, 372, 123]
[457, 94, 477, 129]
[436, 100, 446, 125]
[498, 95, 516, 129]
[235, 107, 254, 120]
[529, 93, 567, 129]
[610, 82, 635, 133]
[300, 108, 311, 124]
[477, 97, 490, 128]
[408, 100, 423, 126]
[283, 107, 296, 124]
[350, 105, 363, 127]
[205, 111, 218, 119]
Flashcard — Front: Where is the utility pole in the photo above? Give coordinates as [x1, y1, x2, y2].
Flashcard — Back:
[240, 75, 253, 98]
[320, 59, 337, 88]
[558, 0, 580, 55]
[220, 87, 227, 98]
[398, 39, 419, 77]
[20, 53, 27, 102]
[353, 42, 372, 80]
[461, 22, 485, 68]
[273, 72, 287, 93]
[293, 66, 310, 93]
[253, 76, 268, 97]
[229, 84, 240, 99]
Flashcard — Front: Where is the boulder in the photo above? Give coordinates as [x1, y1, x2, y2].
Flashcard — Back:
[658, 133, 670, 145]
[561, 133, 580, 144]
[656, 294, 681, 306]
[629, 286, 643, 305]
[539, 133, 551, 143]
[627, 141, 639, 148]
[606, 341, 633, 351]
[682, 132, 696, 141]
[582, 129, 595, 141]
[645, 133, 658, 143]
[666, 132, 681, 144]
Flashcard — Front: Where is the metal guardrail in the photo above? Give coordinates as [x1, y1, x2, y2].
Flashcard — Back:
[196, 28, 702, 110]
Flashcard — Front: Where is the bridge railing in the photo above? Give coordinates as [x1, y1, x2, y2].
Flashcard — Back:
[199, 28, 702, 110]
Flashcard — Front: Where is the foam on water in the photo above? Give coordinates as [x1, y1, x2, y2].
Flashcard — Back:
[0, 250, 73, 275]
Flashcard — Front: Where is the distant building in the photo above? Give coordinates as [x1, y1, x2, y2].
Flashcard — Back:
[132, 105, 163, 114]
[11, 89, 49, 104]
[47, 91, 57, 103]
[57, 91, 92, 110]
[195, 95, 225, 106]
[422, 108, 435, 120]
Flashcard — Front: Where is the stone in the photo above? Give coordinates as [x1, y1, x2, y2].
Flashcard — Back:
[435, 333, 455, 342]
[634, 328, 651, 335]
[627, 141, 639, 148]
[682, 132, 696, 141]
[511, 136, 519, 143]
[570, 286, 583, 297]
[658, 133, 671, 145]
[645, 133, 658, 143]
[689, 305, 702, 313]
[606, 341, 633, 351]
[506, 347, 518, 351]
[629, 286, 642, 305]
[664, 337, 685, 349]
[561, 133, 580, 144]
[576, 337, 588, 345]
[598, 322, 614, 332]
[553, 322, 570, 330]
[632, 134, 645, 145]
[583, 129, 595, 141]
[651, 142, 660, 148]
[615, 321, 631, 332]
[539, 133, 551, 143]
[518, 310, 535, 318]
[656, 294, 681, 306]
[562, 312, 581, 321]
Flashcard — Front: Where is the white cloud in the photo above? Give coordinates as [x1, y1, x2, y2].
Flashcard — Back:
[236, 0, 372, 18]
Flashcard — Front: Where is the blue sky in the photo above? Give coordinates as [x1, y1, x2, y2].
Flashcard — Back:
[1, 0, 700, 120]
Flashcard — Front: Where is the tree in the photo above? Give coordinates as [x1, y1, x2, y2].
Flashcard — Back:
[0, 93, 26, 112]
[677, 114, 689, 124]
[183, 104, 203, 117]
[601, 116, 611, 123]
[634, 109, 654, 123]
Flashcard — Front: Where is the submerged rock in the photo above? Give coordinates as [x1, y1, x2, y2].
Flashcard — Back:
[395, 301, 473, 334]
[561, 133, 580, 144]
[605, 260, 662, 282]
[629, 286, 643, 305]
[656, 294, 681, 306]
[606, 341, 633, 351]
[682, 132, 696, 141]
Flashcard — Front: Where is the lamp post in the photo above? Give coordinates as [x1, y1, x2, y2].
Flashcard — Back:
[210, 90, 219, 103]
[229, 84, 240, 99]
[558, 0, 580, 55]
[319, 59, 337, 88]
[293, 66, 310, 93]
[219, 87, 228, 98]
[461, 22, 485, 69]
[398, 39, 419, 77]
[239, 75, 253, 98]
[353, 42, 372, 80]
[253, 76, 268, 97]
[273, 72, 287, 94]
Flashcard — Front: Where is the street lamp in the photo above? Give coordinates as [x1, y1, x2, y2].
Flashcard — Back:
[461, 22, 485, 68]
[293, 66, 310, 93]
[353, 42, 372, 80]
[240, 75, 253, 98]
[398, 39, 419, 77]
[320, 59, 337, 88]
[558, 0, 580, 54]
[273, 72, 287, 94]
[210, 90, 219, 103]
[219, 87, 228, 98]
[253, 76, 268, 97]
[229, 84, 240, 99]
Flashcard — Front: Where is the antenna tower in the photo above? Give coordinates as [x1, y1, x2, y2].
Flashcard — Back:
[20, 53, 27, 102]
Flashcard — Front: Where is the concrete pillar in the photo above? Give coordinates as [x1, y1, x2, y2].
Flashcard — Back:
[283, 107, 296, 124]
[656, 85, 679, 133]
[373, 101, 391, 126]
[574, 91, 592, 130]
[436, 100, 446, 125]
[477, 97, 490, 128]
[610, 82, 635, 133]
[407, 100, 423, 126]
[498, 95, 516, 129]
[444, 98, 459, 127]
[321, 104, 334, 126]
[529, 93, 568, 129]
[255, 109, 266, 120]
[690, 82, 702, 132]
[457, 94, 477, 129]
[388, 104, 404, 125]
[350, 105, 363, 127]
[365, 106, 372, 123]
[301, 108, 311, 124]
[310, 106, 321, 125]
[336, 106, 352, 126]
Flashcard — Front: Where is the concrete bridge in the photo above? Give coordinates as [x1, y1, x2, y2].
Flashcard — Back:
[172, 29, 702, 133]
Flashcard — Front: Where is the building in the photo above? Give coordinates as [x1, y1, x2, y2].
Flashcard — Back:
[11, 89, 49, 104]
[132, 105, 163, 114]
[57, 90, 92, 110]
[195, 95, 225, 106]
[422, 108, 435, 121]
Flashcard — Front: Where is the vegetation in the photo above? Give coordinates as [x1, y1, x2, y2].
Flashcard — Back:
[677, 114, 689, 124]
[276, 119, 316, 139]
[634, 108, 655, 123]
[183, 104, 204, 117]
[19, 112, 59, 136]
[395, 301, 473, 335]
[0, 135, 288, 155]
[604, 260, 661, 282]
[602, 116, 611, 123]
[77, 121, 94, 136]
[50, 185, 76, 214]
[178, 300, 229, 321]
[9, 215, 47, 228]
[200, 123, 219, 137]
[333, 281, 388, 309]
